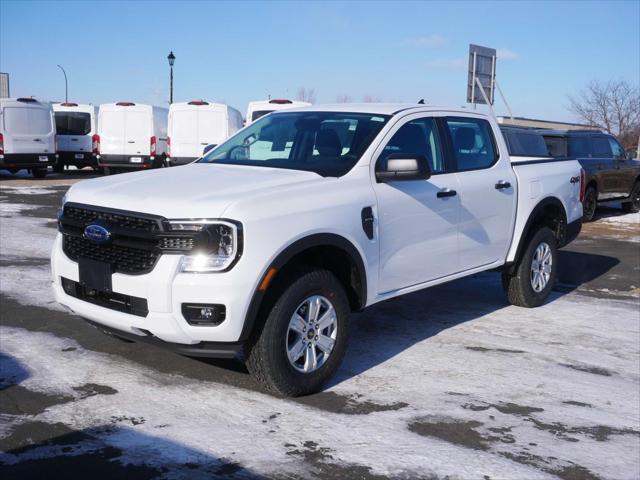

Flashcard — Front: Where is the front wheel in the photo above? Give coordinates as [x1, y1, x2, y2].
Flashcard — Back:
[245, 269, 350, 397]
[621, 181, 640, 213]
[502, 226, 558, 308]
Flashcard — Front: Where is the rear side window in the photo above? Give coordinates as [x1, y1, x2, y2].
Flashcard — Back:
[607, 137, 625, 159]
[445, 117, 497, 171]
[591, 136, 612, 157]
[55, 112, 91, 135]
[252, 110, 272, 121]
[568, 137, 590, 158]
[503, 130, 550, 157]
[3, 107, 53, 135]
[381, 117, 444, 173]
[543, 136, 568, 157]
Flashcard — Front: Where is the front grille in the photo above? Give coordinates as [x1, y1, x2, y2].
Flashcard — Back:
[63, 235, 160, 275]
[159, 237, 195, 250]
[64, 205, 160, 232]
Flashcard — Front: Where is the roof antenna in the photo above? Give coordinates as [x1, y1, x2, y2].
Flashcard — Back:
[418, 99, 425, 104]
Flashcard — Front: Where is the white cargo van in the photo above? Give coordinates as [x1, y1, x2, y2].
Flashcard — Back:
[167, 101, 243, 166]
[96, 102, 168, 174]
[0, 97, 57, 178]
[245, 99, 311, 125]
[53, 102, 99, 172]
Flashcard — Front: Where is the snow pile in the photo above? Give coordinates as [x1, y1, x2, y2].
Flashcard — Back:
[597, 212, 640, 226]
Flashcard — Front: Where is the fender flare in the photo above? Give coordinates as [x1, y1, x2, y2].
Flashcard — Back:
[511, 197, 568, 266]
[238, 233, 368, 342]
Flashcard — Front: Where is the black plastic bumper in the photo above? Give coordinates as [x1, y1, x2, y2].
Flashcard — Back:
[98, 154, 153, 168]
[58, 151, 97, 167]
[168, 157, 197, 166]
[83, 318, 243, 358]
[0, 153, 57, 169]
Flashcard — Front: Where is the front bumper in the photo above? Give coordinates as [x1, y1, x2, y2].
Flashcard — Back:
[51, 233, 255, 354]
[0, 153, 57, 169]
[98, 154, 154, 168]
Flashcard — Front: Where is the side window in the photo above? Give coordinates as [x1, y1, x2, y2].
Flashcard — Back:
[607, 137, 625, 159]
[568, 137, 590, 158]
[591, 136, 613, 158]
[445, 117, 497, 171]
[380, 117, 444, 174]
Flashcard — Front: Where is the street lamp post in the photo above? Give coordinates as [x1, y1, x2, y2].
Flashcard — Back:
[57, 64, 68, 103]
[167, 51, 176, 104]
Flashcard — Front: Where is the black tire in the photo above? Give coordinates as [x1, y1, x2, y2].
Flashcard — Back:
[103, 167, 112, 175]
[32, 168, 48, 179]
[621, 181, 640, 214]
[582, 186, 597, 222]
[54, 161, 65, 174]
[245, 269, 350, 397]
[502, 226, 558, 308]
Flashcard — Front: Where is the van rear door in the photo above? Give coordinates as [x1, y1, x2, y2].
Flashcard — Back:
[55, 111, 92, 153]
[124, 111, 151, 156]
[198, 109, 227, 148]
[171, 110, 199, 158]
[100, 110, 126, 155]
[3, 105, 54, 154]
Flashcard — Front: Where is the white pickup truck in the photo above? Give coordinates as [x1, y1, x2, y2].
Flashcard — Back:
[52, 104, 584, 396]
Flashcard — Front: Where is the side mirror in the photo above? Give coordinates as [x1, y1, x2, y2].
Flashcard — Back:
[375, 154, 431, 182]
[202, 144, 217, 155]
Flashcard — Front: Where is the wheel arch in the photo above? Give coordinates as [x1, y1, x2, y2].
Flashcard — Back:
[239, 233, 368, 343]
[508, 196, 568, 271]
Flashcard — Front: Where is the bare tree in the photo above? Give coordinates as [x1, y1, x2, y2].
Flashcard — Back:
[296, 87, 317, 104]
[362, 95, 382, 103]
[336, 94, 352, 103]
[568, 79, 640, 147]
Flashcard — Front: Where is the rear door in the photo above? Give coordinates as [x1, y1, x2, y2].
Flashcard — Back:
[607, 136, 636, 196]
[124, 110, 150, 156]
[171, 109, 198, 158]
[3, 105, 54, 154]
[100, 110, 125, 155]
[590, 134, 619, 198]
[54, 111, 92, 153]
[443, 116, 517, 271]
[198, 109, 226, 149]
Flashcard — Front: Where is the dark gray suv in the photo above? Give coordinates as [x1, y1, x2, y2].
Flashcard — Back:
[540, 130, 640, 221]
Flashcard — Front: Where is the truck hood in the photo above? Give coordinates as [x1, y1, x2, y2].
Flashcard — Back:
[66, 163, 323, 219]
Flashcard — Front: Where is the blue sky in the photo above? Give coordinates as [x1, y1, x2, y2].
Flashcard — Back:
[1, 0, 638, 121]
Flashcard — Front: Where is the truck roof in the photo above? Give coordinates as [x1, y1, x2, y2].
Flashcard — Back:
[268, 103, 480, 117]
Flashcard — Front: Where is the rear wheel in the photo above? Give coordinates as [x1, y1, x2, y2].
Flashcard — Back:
[32, 168, 48, 179]
[582, 186, 597, 222]
[502, 226, 558, 308]
[103, 167, 112, 175]
[622, 181, 640, 213]
[54, 161, 65, 173]
[245, 269, 350, 397]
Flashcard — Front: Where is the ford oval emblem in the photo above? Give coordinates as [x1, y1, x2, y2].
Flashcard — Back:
[84, 224, 111, 244]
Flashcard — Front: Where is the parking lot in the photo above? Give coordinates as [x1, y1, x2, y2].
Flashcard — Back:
[1, 171, 639, 479]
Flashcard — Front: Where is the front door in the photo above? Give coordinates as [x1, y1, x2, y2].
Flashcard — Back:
[373, 115, 460, 294]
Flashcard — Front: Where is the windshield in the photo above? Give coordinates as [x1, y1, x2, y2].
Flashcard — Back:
[55, 112, 91, 135]
[199, 111, 390, 177]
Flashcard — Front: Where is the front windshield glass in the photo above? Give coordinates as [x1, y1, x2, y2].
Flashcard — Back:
[199, 111, 391, 177]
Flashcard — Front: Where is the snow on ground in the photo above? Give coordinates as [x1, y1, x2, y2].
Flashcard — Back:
[597, 212, 640, 226]
[1, 185, 639, 479]
[0, 186, 58, 195]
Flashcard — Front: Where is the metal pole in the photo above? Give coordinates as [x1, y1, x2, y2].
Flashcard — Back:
[490, 55, 496, 105]
[471, 52, 477, 110]
[57, 65, 68, 103]
[474, 77, 496, 119]
[495, 80, 514, 120]
[169, 65, 173, 104]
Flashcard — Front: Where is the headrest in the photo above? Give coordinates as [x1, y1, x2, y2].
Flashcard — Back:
[316, 129, 342, 156]
[455, 127, 476, 150]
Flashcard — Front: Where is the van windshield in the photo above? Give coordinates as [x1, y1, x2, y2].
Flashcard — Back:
[55, 112, 91, 135]
[4, 107, 53, 135]
[251, 110, 273, 121]
[199, 111, 390, 177]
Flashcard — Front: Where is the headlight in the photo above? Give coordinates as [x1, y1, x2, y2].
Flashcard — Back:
[169, 220, 241, 273]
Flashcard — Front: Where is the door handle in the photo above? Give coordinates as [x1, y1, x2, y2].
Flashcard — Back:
[495, 181, 512, 190]
[127, 141, 135, 143]
[437, 188, 457, 198]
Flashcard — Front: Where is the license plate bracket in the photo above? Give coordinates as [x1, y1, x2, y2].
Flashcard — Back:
[39, 155, 48, 162]
[78, 257, 113, 292]
[75, 153, 84, 159]
[130, 157, 142, 163]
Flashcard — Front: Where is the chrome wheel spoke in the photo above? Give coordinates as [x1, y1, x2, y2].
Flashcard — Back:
[290, 314, 306, 334]
[316, 334, 335, 354]
[530, 241, 553, 293]
[304, 346, 317, 372]
[317, 307, 336, 331]
[288, 337, 306, 363]
[307, 296, 322, 323]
